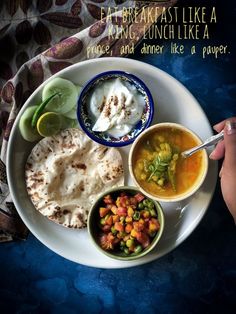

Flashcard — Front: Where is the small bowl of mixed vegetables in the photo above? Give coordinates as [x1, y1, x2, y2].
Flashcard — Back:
[87, 186, 164, 261]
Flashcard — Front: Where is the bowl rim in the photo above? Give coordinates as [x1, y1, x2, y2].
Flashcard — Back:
[87, 185, 165, 261]
[128, 122, 209, 203]
[77, 70, 154, 147]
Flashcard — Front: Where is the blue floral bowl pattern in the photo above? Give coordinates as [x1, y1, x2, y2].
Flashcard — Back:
[77, 70, 154, 147]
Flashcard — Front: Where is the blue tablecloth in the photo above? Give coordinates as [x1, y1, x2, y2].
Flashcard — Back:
[1, 1, 236, 313]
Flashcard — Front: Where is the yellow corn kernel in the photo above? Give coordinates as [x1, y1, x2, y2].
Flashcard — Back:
[125, 216, 133, 223]
[127, 207, 134, 217]
[152, 175, 158, 182]
[131, 229, 137, 238]
[137, 160, 144, 170]
[111, 206, 117, 214]
[157, 178, 164, 186]
[134, 169, 142, 180]
[140, 173, 147, 180]
[116, 197, 120, 207]
[143, 210, 150, 218]
[149, 222, 157, 232]
[139, 218, 145, 224]
[173, 153, 179, 161]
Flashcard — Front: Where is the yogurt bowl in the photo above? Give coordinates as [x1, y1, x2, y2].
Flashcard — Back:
[77, 70, 154, 147]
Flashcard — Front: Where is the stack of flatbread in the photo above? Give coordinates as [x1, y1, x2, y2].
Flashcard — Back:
[25, 129, 124, 228]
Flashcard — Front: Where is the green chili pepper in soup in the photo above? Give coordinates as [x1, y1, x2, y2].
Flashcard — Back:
[98, 192, 160, 254]
[133, 127, 204, 197]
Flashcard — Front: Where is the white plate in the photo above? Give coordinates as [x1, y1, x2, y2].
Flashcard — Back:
[7, 58, 218, 269]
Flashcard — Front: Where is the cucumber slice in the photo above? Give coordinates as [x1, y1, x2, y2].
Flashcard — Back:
[76, 85, 83, 94]
[62, 85, 82, 119]
[19, 106, 42, 142]
[63, 106, 77, 119]
[42, 77, 77, 114]
[61, 116, 79, 129]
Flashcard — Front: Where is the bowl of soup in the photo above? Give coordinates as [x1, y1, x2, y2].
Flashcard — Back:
[128, 123, 208, 202]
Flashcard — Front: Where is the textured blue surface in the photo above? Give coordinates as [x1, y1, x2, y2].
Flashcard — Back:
[1, 1, 236, 313]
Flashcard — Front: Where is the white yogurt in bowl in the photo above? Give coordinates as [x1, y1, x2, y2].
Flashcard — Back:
[89, 78, 145, 138]
[77, 70, 154, 147]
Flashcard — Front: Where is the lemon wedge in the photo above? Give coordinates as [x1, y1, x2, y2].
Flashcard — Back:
[36, 112, 62, 137]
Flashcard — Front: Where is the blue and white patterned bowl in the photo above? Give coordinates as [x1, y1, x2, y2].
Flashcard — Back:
[77, 70, 154, 147]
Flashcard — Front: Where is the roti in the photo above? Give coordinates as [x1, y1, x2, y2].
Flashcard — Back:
[25, 128, 124, 228]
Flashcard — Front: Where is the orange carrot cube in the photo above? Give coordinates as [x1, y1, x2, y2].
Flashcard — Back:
[125, 223, 133, 233]
[112, 215, 120, 223]
[114, 222, 124, 232]
[99, 207, 110, 218]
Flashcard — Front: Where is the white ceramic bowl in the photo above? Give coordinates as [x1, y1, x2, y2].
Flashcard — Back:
[77, 70, 154, 147]
[129, 122, 209, 203]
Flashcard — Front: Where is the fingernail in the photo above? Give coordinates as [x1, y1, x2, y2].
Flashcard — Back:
[225, 121, 236, 135]
[209, 151, 215, 159]
[213, 123, 220, 131]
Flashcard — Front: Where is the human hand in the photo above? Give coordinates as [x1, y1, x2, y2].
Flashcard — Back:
[209, 118, 236, 222]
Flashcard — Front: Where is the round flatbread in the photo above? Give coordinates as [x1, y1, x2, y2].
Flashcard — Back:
[25, 128, 124, 228]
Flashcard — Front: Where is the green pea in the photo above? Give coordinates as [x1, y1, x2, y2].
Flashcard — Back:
[150, 208, 157, 217]
[120, 216, 125, 223]
[120, 231, 128, 238]
[148, 201, 155, 209]
[143, 199, 149, 206]
[133, 211, 140, 221]
[124, 247, 130, 254]
[100, 218, 105, 225]
[138, 202, 144, 209]
[104, 214, 110, 220]
[111, 226, 117, 234]
[126, 239, 134, 248]
[134, 245, 143, 254]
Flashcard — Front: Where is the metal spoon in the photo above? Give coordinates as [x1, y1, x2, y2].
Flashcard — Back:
[181, 130, 224, 158]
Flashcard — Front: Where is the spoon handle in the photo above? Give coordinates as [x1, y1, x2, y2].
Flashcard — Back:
[182, 131, 224, 158]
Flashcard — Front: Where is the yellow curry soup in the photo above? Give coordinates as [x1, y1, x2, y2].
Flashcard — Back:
[130, 124, 208, 202]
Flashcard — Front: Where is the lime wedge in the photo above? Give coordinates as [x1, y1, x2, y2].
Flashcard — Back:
[37, 112, 62, 137]
[19, 106, 42, 142]
[31, 92, 60, 128]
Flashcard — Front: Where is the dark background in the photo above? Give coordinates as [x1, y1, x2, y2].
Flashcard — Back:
[1, 0, 236, 313]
